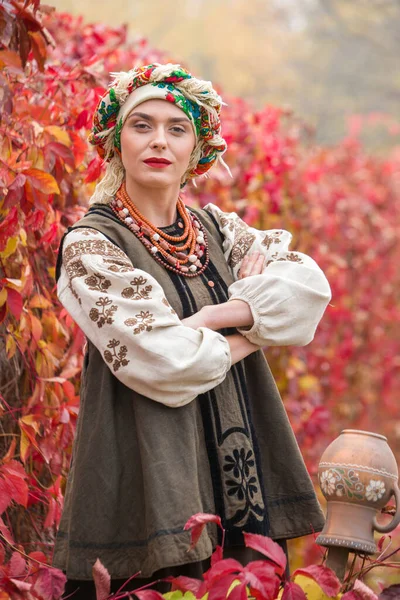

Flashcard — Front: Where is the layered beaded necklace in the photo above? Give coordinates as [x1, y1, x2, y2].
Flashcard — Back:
[110, 184, 209, 277]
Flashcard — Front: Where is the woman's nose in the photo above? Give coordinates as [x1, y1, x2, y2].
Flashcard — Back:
[150, 127, 167, 149]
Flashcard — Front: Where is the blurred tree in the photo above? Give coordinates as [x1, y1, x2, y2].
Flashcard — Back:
[50, 0, 400, 149]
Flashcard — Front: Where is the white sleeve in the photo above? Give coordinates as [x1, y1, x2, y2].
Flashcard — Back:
[204, 203, 332, 347]
[57, 227, 231, 407]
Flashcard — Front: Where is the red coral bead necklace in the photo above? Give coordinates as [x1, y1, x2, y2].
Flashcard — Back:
[110, 183, 210, 278]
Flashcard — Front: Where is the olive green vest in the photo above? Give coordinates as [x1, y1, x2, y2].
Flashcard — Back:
[53, 204, 324, 580]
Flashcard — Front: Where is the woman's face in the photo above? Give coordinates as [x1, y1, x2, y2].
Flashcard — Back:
[120, 99, 196, 190]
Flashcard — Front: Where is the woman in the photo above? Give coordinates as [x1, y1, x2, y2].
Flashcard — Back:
[54, 63, 331, 598]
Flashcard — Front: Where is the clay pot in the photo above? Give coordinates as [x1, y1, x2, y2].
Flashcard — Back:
[316, 429, 400, 554]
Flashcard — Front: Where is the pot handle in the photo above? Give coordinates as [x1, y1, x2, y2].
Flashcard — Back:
[373, 481, 400, 534]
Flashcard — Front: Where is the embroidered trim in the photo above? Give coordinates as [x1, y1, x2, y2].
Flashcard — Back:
[103, 258, 133, 273]
[63, 239, 127, 266]
[266, 252, 303, 267]
[79, 228, 101, 236]
[220, 215, 236, 233]
[64, 258, 88, 305]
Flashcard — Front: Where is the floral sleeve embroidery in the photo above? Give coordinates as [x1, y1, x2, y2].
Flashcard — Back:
[121, 276, 152, 300]
[261, 231, 283, 250]
[89, 298, 118, 328]
[266, 251, 304, 267]
[124, 311, 155, 335]
[103, 339, 129, 371]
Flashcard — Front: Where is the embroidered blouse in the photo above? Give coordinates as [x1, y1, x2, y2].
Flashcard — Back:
[57, 203, 331, 407]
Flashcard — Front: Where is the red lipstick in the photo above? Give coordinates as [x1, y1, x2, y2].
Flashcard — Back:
[144, 157, 172, 168]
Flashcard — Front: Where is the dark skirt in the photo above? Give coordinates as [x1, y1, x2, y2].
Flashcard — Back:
[63, 542, 289, 599]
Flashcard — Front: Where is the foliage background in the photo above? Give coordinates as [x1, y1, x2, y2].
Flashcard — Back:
[0, 0, 399, 593]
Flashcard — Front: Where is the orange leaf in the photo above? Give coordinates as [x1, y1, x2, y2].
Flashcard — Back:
[23, 168, 60, 194]
[30, 314, 43, 343]
[29, 294, 51, 309]
[0, 50, 22, 70]
[28, 31, 47, 72]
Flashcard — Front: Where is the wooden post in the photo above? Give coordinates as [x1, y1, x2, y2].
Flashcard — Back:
[325, 547, 349, 581]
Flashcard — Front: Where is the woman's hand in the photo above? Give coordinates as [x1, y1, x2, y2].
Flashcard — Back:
[238, 251, 265, 279]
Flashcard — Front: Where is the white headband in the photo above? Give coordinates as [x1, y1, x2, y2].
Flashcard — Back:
[117, 84, 197, 137]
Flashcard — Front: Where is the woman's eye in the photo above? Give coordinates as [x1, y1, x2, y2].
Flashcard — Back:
[171, 127, 185, 134]
[134, 123, 150, 130]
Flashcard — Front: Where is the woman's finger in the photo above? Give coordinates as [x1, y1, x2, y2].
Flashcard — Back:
[240, 252, 260, 278]
[250, 253, 265, 276]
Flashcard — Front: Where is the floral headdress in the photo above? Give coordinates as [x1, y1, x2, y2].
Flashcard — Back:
[89, 63, 230, 204]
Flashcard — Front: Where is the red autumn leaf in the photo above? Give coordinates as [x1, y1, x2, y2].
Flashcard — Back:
[85, 155, 104, 183]
[8, 551, 26, 577]
[75, 109, 90, 129]
[43, 496, 57, 529]
[341, 593, 362, 600]
[184, 513, 223, 550]
[211, 544, 223, 566]
[40, 222, 59, 245]
[228, 582, 248, 600]
[25, 208, 45, 230]
[292, 565, 341, 597]
[243, 533, 287, 576]
[282, 582, 307, 600]
[0, 517, 14, 544]
[203, 558, 243, 587]
[29, 551, 48, 565]
[9, 578, 32, 592]
[4, 174, 26, 208]
[207, 573, 239, 600]
[0, 206, 19, 250]
[92, 558, 111, 600]
[45, 141, 75, 169]
[0, 459, 29, 512]
[32, 567, 67, 600]
[135, 591, 165, 600]
[168, 575, 203, 594]
[70, 131, 88, 164]
[7, 288, 23, 320]
[23, 168, 60, 194]
[242, 561, 280, 600]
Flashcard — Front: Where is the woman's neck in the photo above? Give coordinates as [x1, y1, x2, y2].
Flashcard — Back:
[124, 179, 180, 227]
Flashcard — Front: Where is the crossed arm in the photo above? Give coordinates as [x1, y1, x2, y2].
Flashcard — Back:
[182, 252, 265, 364]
